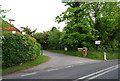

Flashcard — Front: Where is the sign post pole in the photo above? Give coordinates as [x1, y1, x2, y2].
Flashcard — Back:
[95, 41, 101, 51]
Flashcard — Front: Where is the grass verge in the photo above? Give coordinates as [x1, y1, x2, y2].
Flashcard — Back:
[2, 55, 49, 75]
[49, 50, 119, 60]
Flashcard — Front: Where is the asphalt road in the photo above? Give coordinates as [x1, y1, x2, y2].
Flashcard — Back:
[2, 51, 100, 78]
[2, 51, 119, 81]
[2, 60, 119, 81]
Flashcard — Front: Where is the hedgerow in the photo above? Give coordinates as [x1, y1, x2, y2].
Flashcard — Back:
[2, 33, 41, 68]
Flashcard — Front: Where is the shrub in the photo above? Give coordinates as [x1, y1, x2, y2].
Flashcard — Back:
[82, 47, 88, 51]
[2, 33, 41, 68]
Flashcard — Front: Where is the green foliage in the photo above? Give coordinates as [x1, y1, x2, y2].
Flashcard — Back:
[60, 32, 81, 50]
[34, 27, 63, 50]
[82, 47, 88, 51]
[2, 19, 14, 28]
[109, 40, 119, 51]
[56, 2, 119, 51]
[21, 26, 37, 36]
[0, 9, 13, 35]
[33, 31, 49, 49]
[93, 2, 119, 43]
[48, 27, 62, 50]
[0, 9, 10, 19]
[49, 50, 119, 60]
[56, 2, 98, 50]
[3, 55, 49, 75]
[2, 33, 41, 68]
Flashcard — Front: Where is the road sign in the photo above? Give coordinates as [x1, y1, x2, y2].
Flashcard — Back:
[95, 41, 101, 45]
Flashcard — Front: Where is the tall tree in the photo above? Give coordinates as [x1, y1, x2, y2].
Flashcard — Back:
[90, 2, 119, 42]
[56, 2, 120, 51]
[56, 2, 98, 50]
[48, 27, 62, 50]
[88, 2, 120, 50]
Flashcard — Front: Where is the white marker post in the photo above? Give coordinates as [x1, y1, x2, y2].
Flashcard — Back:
[65, 47, 67, 51]
[104, 52, 107, 60]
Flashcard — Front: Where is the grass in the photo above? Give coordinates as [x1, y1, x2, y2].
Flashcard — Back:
[49, 50, 119, 60]
[2, 55, 49, 75]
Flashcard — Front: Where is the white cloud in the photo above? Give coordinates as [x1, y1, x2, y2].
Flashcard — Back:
[1, 0, 68, 32]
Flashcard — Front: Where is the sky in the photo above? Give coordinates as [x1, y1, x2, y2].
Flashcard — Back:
[1, 0, 68, 33]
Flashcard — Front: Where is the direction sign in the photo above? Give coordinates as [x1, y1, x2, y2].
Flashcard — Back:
[95, 41, 101, 45]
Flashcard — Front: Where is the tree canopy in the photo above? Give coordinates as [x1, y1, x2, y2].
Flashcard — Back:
[56, 2, 120, 51]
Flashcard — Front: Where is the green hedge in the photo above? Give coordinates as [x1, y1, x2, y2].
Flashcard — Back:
[2, 33, 41, 68]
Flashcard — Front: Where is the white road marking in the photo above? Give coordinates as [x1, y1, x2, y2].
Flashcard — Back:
[78, 60, 99, 64]
[78, 62, 84, 63]
[21, 72, 37, 77]
[75, 64, 119, 80]
[68, 66, 72, 67]
[65, 66, 72, 68]
[89, 66, 118, 79]
[47, 65, 73, 71]
[76, 61, 99, 66]
[47, 68, 59, 71]
[77, 63, 85, 66]
[47, 61, 99, 72]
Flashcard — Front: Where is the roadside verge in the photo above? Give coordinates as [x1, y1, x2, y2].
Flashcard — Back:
[48, 50, 119, 60]
[2, 55, 49, 75]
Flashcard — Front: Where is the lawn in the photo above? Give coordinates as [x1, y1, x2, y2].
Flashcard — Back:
[49, 50, 119, 60]
[2, 55, 49, 75]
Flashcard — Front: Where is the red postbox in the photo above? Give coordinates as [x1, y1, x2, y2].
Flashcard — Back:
[82, 50, 87, 56]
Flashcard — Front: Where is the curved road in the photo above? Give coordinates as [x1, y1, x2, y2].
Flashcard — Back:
[3, 51, 119, 80]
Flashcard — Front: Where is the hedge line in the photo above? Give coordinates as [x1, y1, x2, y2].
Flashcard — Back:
[2, 33, 41, 68]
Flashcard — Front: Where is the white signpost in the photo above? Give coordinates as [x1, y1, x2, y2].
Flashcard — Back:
[95, 40, 106, 60]
[95, 40, 101, 51]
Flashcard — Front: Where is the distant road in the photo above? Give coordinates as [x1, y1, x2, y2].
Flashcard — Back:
[2, 51, 119, 81]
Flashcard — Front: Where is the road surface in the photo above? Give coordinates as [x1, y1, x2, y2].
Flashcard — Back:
[2, 51, 119, 81]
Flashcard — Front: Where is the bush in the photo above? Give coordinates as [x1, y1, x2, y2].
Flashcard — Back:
[2, 33, 41, 68]
[82, 47, 88, 51]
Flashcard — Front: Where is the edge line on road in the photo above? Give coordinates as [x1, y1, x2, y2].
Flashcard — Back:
[89, 66, 119, 79]
[21, 72, 37, 77]
[47, 68, 59, 71]
[74, 64, 119, 81]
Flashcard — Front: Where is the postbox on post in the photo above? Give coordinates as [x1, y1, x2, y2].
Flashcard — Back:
[83, 50, 87, 56]
[82, 47, 87, 56]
